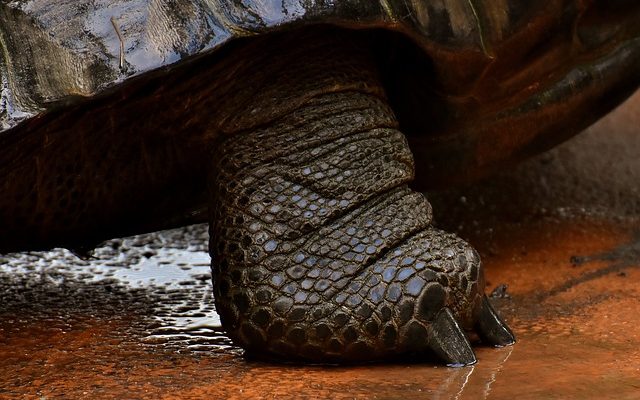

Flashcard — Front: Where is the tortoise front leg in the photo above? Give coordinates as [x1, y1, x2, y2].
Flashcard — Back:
[208, 37, 514, 364]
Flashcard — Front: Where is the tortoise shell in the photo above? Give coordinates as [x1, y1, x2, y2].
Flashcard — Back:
[1, 0, 639, 185]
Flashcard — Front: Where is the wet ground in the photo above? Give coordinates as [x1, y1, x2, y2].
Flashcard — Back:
[1, 91, 639, 399]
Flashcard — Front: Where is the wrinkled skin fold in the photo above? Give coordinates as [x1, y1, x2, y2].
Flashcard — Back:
[209, 33, 514, 364]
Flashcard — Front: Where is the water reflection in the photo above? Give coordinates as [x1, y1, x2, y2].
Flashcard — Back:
[428, 345, 513, 400]
[0, 223, 236, 353]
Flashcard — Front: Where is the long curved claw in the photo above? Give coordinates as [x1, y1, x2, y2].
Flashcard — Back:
[475, 295, 516, 347]
[427, 307, 477, 367]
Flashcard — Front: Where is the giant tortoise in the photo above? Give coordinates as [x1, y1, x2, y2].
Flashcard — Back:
[1, 1, 639, 365]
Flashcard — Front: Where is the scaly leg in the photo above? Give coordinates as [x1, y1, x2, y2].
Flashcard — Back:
[209, 33, 514, 364]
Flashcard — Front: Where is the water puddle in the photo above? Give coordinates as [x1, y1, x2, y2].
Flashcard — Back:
[0, 224, 235, 355]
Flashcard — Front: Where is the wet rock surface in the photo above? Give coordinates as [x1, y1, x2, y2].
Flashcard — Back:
[1, 91, 639, 398]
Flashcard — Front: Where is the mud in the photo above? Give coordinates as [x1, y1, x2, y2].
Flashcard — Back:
[1, 92, 639, 398]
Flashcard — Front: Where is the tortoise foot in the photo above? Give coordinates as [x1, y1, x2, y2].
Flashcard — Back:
[207, 40, 513, 364]
[207, 92, 515, 364]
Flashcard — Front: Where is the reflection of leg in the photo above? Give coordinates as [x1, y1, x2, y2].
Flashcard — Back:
[434, 364, 475, 400]
[482, 346, 514, 398]
[208, 35, 513, 364]
[434, 343, 513, 399]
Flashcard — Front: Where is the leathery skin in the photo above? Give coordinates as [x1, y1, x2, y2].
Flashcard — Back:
[209, 36, 514, 364]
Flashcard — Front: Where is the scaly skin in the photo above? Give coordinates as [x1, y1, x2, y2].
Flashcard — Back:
[209, 34, 514, 364]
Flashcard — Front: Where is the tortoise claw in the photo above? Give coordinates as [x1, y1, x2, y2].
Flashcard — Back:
[427, 307, 477, 367]
[475, 295, 516, 347]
